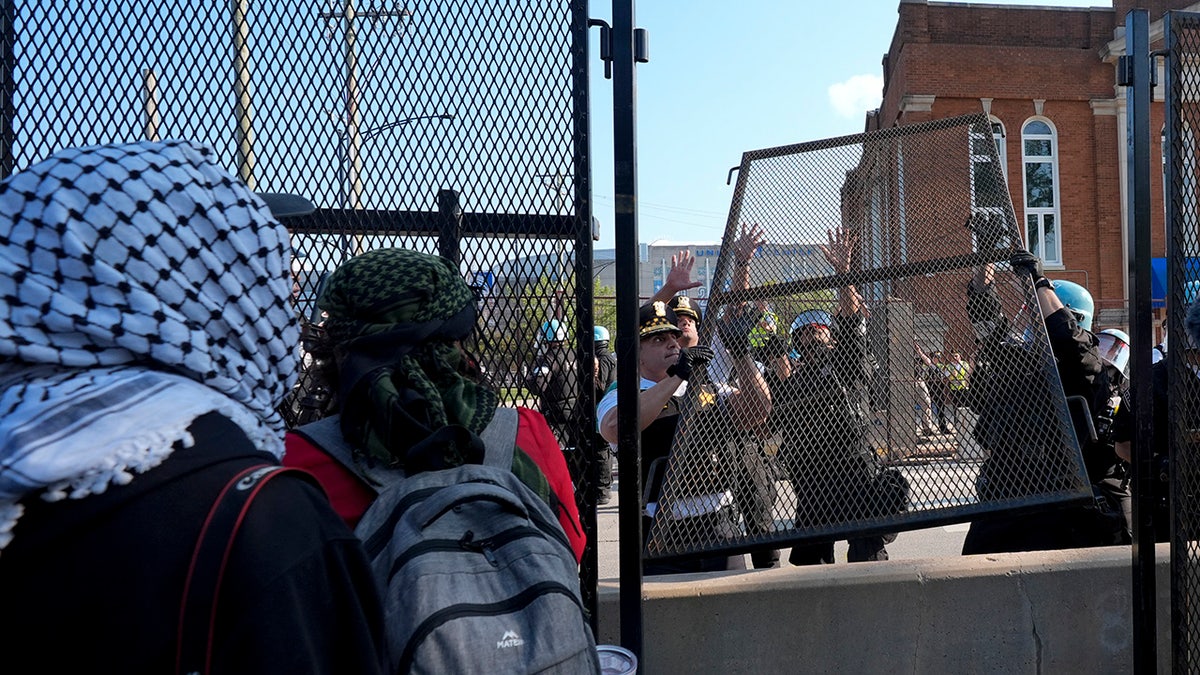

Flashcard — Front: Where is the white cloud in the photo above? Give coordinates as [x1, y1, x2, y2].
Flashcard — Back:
[828, 74, 884, 119]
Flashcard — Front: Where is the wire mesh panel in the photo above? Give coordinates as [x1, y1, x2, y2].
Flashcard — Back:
[646, 114, 1093, 562]
[4, 0, 603, 613]
[1164, 12, 1200, 672]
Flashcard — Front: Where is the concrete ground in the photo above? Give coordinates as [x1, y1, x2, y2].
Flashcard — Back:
[594, 465, 972, 580]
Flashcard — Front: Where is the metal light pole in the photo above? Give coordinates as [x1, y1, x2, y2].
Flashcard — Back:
[333, 112, 454, 210]
[232, 0, 255, 189]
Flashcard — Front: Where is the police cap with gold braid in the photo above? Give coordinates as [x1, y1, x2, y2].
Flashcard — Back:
[667, 294, 701, 325]
[639, 301, 682, 339]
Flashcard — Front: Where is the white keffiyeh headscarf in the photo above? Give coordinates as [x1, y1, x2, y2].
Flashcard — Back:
[0, 140, 299, 550]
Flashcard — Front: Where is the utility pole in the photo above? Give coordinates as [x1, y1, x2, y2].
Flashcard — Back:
[233, 0, 254, 188]
[318, 1, 411, 210]
[536, 171, 572, 214]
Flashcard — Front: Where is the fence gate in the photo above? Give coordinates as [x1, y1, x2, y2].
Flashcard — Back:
[1162, 10, 1200, 673]
[1, 0, 603, 621]
[646, 114, 1095, 565]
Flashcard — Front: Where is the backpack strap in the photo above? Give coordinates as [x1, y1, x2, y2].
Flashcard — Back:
[292, 415, 408, 492]
[295, 408, 519, 490]
[479, 407, 519, 469]
[176, 464, 316, 675]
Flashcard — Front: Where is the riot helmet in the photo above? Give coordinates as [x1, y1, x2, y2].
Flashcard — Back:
[790, 309, 832, 334]
[540, 318, 567, 343]
[594, 325, 610, 342]
[1096, 328, 1130, 374]
[1051, 280, 1094, 332]
[789, 309, 834, 357]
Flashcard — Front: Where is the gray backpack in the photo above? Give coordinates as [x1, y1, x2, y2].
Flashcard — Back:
[334, 409, 599, 674]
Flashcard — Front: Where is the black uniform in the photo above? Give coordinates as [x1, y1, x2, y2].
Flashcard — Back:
[592, 341, 618, 495]
[527, 342, 581, 466]
[962, 283, 1130, 554]
[771, 313, 889, 565]
[628, 384, 745, 575]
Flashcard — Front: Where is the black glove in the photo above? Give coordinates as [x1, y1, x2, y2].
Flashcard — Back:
[717, 309, 759, 358]
[1009, 249, 1045, 281]
[755, 334, 789, 360]
[667, 346, 714, 381]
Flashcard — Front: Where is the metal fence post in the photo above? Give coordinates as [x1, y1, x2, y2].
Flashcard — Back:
[1122, 9, 1158, 674]
[611, 0, 645, 663]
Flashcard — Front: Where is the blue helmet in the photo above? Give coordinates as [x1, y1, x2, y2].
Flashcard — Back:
[790, 309, 832, 334]
[1097, 328, 1130, 374]
[1051, 280, 1094, 332]
[594, 325, 610, 342]
[1186, 280, 1200, 305]
[540, 319, 567, 343]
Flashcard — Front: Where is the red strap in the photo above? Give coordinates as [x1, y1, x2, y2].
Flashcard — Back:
[176, 464, 314, 675]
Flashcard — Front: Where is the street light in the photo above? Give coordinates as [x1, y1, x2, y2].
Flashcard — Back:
[335, 112, 454, 259]
[336, 112, 455, 211]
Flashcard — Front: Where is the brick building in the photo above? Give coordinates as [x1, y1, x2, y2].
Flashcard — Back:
[868, 0, 1196, 332]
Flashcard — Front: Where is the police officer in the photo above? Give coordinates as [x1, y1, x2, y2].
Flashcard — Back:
[526, 318, 582, 477]
[596, 301, 771, 574]
[668, 295, 702, 349]
[592, 325, 617, 505]
[961, 232, 1130, 553]
[767, 227, 893, 565]
[666, 293, 781, 568]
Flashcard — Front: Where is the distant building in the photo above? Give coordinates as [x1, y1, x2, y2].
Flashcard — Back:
[869, 0, 1193, 331]
[592, 241, 828, 312]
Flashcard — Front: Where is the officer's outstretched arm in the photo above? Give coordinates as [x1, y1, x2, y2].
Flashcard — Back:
[598, 375, 685, 444]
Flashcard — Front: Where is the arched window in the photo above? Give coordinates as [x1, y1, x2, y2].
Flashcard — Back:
[1021, 118, 1062, 266]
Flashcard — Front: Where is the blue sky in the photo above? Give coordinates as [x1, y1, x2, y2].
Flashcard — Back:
[586, 0, 1107, 248]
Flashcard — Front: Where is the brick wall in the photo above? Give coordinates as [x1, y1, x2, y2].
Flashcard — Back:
[875, 0, 1193, 329]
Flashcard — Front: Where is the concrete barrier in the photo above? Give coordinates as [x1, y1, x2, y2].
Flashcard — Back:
[597, 544, 1171, 674]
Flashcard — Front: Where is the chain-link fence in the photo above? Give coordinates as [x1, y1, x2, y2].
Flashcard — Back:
[646, 114, 1094, 563]
[1, 0, 605, 616]
[1164, 11, 1200, 672]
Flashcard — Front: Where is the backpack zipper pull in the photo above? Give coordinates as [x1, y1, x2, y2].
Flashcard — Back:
[459, 531, 499, 567]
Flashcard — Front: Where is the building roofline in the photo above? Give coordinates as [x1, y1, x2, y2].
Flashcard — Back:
[1103, 2, 1200, 60]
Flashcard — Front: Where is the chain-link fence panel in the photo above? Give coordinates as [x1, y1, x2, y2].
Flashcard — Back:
[1164, 12, 1200, 673]
[646, 114, 1093, 563]
[3, 0, 603, 615]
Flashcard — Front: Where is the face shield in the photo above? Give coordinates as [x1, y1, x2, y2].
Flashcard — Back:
[1096, 329, 1130, 374]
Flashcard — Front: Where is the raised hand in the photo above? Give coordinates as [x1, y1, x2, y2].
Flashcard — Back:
[819, 227, 856, 275]
[663, 249, 704, 295]
[731, 222, 765, 264]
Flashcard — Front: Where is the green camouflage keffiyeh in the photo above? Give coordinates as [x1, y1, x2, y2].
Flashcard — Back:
[319, 248, 496, 468]
[319, 248, 554, 507]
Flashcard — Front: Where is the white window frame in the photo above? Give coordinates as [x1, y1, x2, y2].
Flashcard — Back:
[1020, 117, 1063, 267]
[969, 117, 1008, 216]
[991, 117, 1008, 185]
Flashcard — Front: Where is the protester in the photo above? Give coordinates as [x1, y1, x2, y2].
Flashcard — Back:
[0, 140, 387, 673]
[913, 344, 940, 436]
[282, 247, 586, 562]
